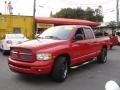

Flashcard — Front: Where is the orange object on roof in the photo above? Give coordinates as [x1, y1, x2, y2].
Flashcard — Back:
[35, 17, 100, 27]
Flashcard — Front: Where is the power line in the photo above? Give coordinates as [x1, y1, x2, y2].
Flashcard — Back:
[99, 0, 114, 5]
[63, 0, 114, 6]
[103, 10, 116, 13]
[104, 8, 115, 11]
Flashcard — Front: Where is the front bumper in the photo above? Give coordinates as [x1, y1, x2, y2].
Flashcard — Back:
[8, 57, 54, 75]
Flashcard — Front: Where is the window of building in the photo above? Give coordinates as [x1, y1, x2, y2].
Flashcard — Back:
[13, 27, 21, 34]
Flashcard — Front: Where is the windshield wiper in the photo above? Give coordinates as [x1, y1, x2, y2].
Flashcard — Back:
[37, 36, 44, 39]
[45, 36, 61, 40]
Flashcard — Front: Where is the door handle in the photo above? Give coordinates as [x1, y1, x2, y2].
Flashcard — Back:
[84, 43, 90, 45]
[94, 41, 97, 43]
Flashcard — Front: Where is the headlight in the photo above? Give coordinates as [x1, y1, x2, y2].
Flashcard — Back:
[36, 53, 52, 60]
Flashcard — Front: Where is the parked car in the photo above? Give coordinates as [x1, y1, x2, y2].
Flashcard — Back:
[116, 31, 120, 45]
[8, 25, 110, 82]
[94, 30, 119, 49]
[0, 34, 28, 55]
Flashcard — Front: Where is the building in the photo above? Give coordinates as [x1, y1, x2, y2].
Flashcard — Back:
[0, 15, 100, 39]
[0, 15, 33, 39]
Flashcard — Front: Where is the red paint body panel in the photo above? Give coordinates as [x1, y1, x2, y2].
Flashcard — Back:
[8, 25, 110, 75]
[8, 57, 53, 74]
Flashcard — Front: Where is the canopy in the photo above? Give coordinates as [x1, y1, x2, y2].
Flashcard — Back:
[35, 17, 100, 27]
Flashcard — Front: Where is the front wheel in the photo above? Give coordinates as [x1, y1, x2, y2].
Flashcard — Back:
[51, 56, 68, 82]
[97, 48, 107, 64]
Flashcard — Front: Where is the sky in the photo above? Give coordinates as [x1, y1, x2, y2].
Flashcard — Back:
[0, 0, 118, 22]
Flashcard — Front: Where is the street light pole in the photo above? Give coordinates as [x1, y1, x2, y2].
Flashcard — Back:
[32, 0, 36, 39]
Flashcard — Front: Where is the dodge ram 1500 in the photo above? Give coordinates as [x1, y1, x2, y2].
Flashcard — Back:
[8, 25, 110, 82]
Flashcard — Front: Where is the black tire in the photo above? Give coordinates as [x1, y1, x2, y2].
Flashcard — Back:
[2, 50, 8, 55]
[51, 56, 68, 82]
[97, 48, 107, 64]
[110, 45, 113, 49]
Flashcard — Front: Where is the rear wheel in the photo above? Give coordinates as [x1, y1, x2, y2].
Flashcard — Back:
[110, 45, 113, 49]
[51, 56, 68, 82]
[97, 48, 107, 64]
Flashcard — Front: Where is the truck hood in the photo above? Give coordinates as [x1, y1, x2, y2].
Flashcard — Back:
[15, 39, 67, 50]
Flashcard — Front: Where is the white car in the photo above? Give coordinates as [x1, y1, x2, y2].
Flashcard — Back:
[0, 34, 28, 55]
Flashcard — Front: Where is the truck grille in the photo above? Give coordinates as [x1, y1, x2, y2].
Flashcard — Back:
[10, 47, 33, 62]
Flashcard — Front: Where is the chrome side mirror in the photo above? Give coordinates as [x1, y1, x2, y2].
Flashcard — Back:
[105, 80, 120, 90]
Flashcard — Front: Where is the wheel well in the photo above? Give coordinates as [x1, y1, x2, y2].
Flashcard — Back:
[54, 54, 71, 66]
[102, 45, 107, 50]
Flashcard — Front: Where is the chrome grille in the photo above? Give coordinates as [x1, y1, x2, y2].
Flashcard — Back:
[11, 53, 18, 59]
[10, 47, 33, 62]
[20, 54, 32, 61]
[20, 49, 32, 54]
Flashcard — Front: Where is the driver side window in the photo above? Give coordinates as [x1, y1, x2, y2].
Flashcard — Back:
[73, 28, 85, 41]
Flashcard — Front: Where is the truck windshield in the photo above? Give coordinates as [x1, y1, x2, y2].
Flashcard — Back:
[38, 26, 74, 40]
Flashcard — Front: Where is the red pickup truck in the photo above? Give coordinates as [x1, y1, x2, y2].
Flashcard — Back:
[8, 25, 110, 82]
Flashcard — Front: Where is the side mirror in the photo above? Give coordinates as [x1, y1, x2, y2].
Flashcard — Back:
[74, 34, 84, 41]
[105, 80, 120, 90]
[35, 34, 40, 39]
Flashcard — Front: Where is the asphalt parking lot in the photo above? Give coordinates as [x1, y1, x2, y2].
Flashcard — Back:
[0, 46, 120, 90]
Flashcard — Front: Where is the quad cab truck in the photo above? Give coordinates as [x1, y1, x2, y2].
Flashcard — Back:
[8, 25, 110, 82]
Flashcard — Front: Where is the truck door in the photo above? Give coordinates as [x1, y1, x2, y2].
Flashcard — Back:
[83, 27, 98, 59]
[71, 28, 89, 64]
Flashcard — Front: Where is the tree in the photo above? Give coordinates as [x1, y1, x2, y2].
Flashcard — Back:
[84, 7, 95, 21]
[51, 7, 103, 22]
[108, 21, 117, 27]
[0, 12, 2, 15]
[94, 5, 103, 22]
[50, 11, 53, 17]
[52, 8, 80, 19]
[74, 8, 85, 19]
[95, 5, 103, 16]
[94, 15, 103, 22]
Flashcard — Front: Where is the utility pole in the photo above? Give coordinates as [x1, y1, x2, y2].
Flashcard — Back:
[32, 0, 36, 39]
[5, 1, 7, 14]
[116, 0, 119, 27]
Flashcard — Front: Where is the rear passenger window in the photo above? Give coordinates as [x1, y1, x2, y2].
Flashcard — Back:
[84, 28, 94, 39]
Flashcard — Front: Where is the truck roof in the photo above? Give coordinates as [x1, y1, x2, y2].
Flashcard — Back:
[54, 25, 91, 28]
